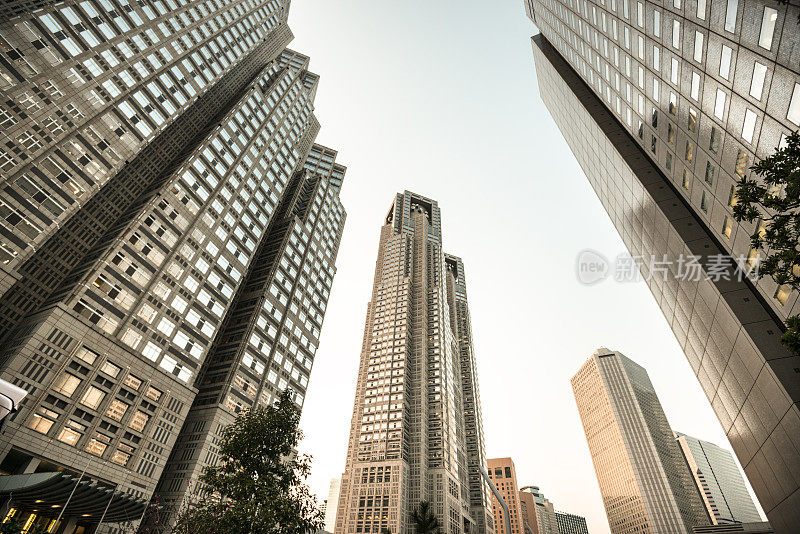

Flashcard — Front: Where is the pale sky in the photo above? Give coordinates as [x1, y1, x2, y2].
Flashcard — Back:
[288, 1, 764, 532]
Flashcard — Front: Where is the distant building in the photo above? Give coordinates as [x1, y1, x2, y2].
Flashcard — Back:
[572, 348, 707, 533]
[324, 477, 341, 533]
[555, 511, 589, 534]
[676, 432, 762, 525]
[520, 486, 558, 534]
[488, 458, 524, 534]
[692, 522, 774, 534]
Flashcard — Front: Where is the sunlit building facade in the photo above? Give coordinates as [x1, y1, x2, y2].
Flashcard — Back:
[0, 1, 345, 531]
[334, 191, 493, 534]
[676, 432, 762, 525]
[488, 458, 524, 534]
[527, 0, 800, 528]
[572, 349, 707, 533]
[519, 486, 558, 534]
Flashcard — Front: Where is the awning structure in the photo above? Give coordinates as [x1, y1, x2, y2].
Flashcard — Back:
[0, 472, 147, 523]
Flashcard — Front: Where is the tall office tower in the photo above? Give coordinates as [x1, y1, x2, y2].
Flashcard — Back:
[554, 512, 589, 534]
[334, 191, 493, 534]
[487, 458, 524, 534]
[0, 1, 346, 531]
[526, 0, 800, 529]
[572, 349, 707, 533]
[325, 476, 342, 533]
[152, 137, 346, 522]
[520, 486, 558, 534]
[676, 431, 762, 525]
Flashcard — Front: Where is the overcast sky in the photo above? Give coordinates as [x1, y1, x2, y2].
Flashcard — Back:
[287, 1, 764, 532]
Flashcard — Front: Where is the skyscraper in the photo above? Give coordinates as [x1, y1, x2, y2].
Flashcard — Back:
[334, 191, 493, 534]
[519, 486, 558, 534]
[0, 1, 345, 531]
[325, 476, 342, 533]
[554, 511, 589, 534]
[526, 0, 800, 529]
[572, 348, 707, 533]
[488, 458, 524, 534]
[676, 431, 762, 525]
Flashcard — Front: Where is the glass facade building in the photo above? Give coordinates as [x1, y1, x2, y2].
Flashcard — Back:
[0, 1, 345, 532]
[334, 191, 493, 534]
[554, 511, 589, 534]
[526, 0, 800, 528]
[676, 431, 762, 524]
[572, 349, 707, 533]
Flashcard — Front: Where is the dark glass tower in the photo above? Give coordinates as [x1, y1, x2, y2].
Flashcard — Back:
[0, 1, 345, 532]
[527, 0, 800, 529]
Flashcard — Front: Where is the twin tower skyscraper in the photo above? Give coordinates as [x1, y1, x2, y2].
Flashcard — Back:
[0, 1, 491, 532]
[332, 192, 494, 534]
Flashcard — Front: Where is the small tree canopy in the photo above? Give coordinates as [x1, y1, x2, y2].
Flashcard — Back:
[410, 501, 442, 534]
[733, 130, 800, 353]
[173, 390, 323, 534]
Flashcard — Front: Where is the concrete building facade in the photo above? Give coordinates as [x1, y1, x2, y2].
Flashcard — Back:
[527, 0, 800, 526]
[520, 486, 558, 534]
[0, 1, 345, 531]
[325, 476, 342, 533]
[488, 458, 524, 534]
[572, 349, 707, 533]
[334, 192, 493, 534]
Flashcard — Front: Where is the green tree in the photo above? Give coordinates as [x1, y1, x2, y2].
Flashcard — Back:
[732, 130, 800, 354]
[173, 390, 323, 534]
[410, 501, 442, 534]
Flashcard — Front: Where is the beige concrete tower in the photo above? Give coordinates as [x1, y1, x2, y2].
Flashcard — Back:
[334, 191, 493, 534]
[572, 348, 707, 533]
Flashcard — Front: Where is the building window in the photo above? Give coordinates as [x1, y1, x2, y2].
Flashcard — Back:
[682, 170, 691, 190]
[705, 161, 715, 184]
[80, 386, 106, 410]
[28, 412, 56, 434]
[787, 83, 800, 126]
[722, 216, 733, 239]
[57, 427, 82, 447]
[701, 190, 709, 212]
[750, 63, 767, 101]
[672, 20, 681, 49]
[735, 150, 749, 178]
[669, 93, 677, 114]
[742, 109, 757, 143]
[685, 141, 694, 163]
[666, 152, 673, 171]
[725, 0, 738, 32]
[106, 399, 129, 421]
[758, 7, 778, 50]
[691, 72, 700, 101]
[709, 89, 730, 126]
[651, 135, 657, 154]
[723, 186, 735, 209]
[668, 123, 676, 144]
[693, 31, 704, 63]
[129, 411, 150, 432]
[720, 46, 732, 80]
[775, 284, 791, 305]
[652, 109, 659, 127]
[53, 372, 81, 396]
[710, 127, 720, 153]
[697, 0, 707, 19]
[688, 108, 697, 131]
